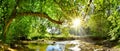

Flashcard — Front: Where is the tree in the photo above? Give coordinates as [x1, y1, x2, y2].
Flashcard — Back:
[3, 0, 120, 43]
[1, 0, 93, 39]
[87, 0, 120, 41]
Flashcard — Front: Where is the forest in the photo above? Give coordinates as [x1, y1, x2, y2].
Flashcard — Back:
[0, 0, 120, 51]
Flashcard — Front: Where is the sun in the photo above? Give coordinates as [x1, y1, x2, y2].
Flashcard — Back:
[72, 18, 81, 27]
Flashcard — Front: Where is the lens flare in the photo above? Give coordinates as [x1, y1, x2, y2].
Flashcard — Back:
[72, 18, 81, 27]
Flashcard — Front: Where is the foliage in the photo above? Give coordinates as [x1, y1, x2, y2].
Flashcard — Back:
[106, 0, 120, 41]
[87, 0, 109, 38]
[0, 0, 120, 44]
[107, 11, 120, 40]
[87, 0, 120, 41]
[6, 16, 51, 41]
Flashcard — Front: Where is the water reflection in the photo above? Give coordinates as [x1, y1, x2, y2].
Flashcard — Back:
[26, 40, 104, 51]
[26, 40, 82, 51]
[27, 43, 48, 51]
[27, 41, 65, 51]
[46, 42, 64, 51]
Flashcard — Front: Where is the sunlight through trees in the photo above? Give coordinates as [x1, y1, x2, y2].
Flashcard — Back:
[0, 0, 120, 50]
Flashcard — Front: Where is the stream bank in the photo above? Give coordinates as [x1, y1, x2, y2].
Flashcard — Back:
[0, 37, 120, 51]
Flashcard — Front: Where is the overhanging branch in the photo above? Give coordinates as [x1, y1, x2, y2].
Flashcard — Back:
[3, 0, 63, 39]
[17, 12, 63, 24]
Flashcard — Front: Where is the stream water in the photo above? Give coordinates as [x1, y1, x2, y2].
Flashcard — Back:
[20, 40, 118, 51]
[0, 39, 120, 51]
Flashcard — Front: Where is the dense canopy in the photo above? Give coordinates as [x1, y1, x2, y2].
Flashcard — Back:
[0, 0, 120, 44]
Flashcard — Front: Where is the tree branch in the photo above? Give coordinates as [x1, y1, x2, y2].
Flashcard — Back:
[83, 0, 92, 19]
[17, 12, 63, 24]
[3, 0, 19, 38]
